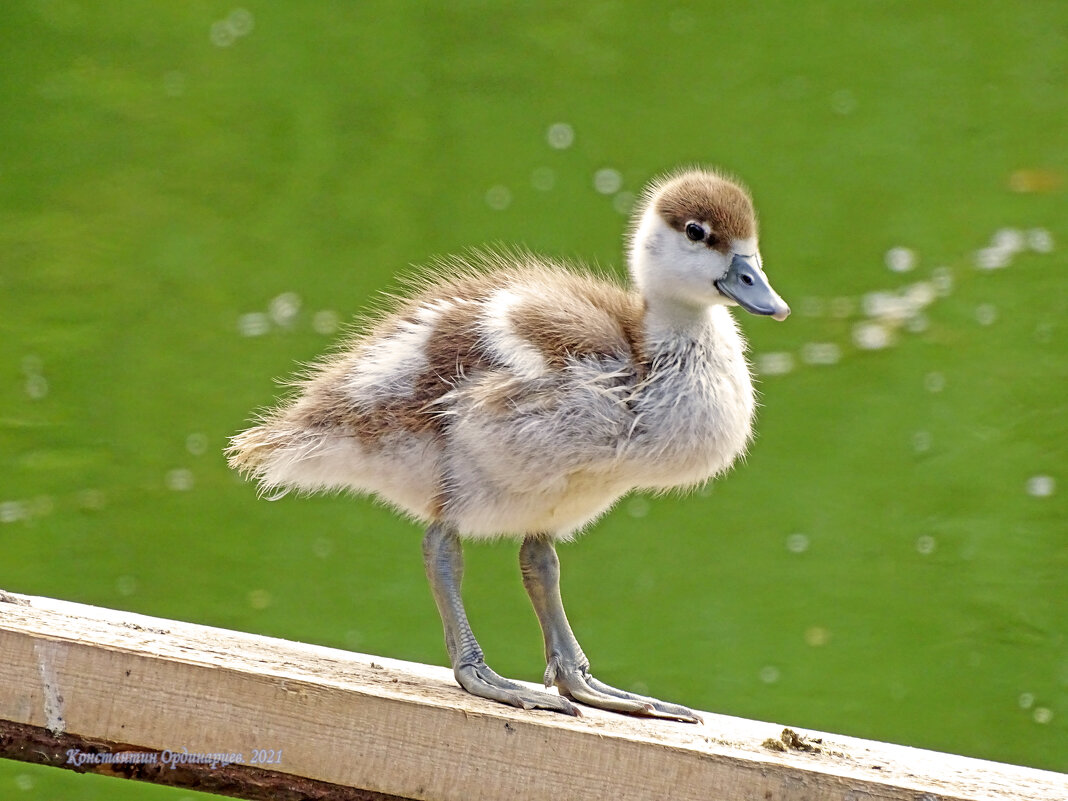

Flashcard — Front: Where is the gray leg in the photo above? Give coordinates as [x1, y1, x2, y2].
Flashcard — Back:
[520, 534, 701, 722]
[422, 523, 577, 715]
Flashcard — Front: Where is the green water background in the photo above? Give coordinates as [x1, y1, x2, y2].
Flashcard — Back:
[1, 2, 1065, 796]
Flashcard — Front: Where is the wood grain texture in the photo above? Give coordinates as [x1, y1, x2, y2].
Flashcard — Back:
[0, 591, 1064, 801]
[0, 718, 404, 801]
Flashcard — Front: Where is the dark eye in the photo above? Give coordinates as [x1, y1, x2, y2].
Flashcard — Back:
[685, 222, 705, 242]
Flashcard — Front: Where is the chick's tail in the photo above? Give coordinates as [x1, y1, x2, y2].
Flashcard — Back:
[226, 418, 324, 498]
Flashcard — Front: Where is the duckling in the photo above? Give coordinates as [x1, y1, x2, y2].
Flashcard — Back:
[227, 167, 789, 722]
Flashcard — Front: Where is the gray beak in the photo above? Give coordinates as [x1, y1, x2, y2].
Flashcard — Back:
[714, 253, 790, 321]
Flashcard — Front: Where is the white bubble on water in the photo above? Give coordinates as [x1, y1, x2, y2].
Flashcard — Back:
[931, 266, 954, 296]
[186, 432, 208, 456]
[78, 488, 106, 510]
[756, 352, 795, 376]
[904, 282, 936, 308]
[905, 313, 929, 333]
[116, 575, 138, 597]
[210, 9, 253, 47]
[852, 321, 893, 350]
[485, 185, 512, 211]
[612, 190, 635, 215]
[227, 8, 255, 36]
[210, 19, 236, 47]
[1026, 475, 1055, 498]
[863, 291, 912, 322]
[786, 533, 809, 554]
[924, 372, 946, 393]
[885, 247, 916, 273]
[1027, 228, 1054, 253]
[531, 166, 555, 191]
[269, 292, 301, 326]
[163, 70, 186, 97]
[14, 774, 34, 791]
[312, 309, 341, 335]
[166, 468, 194, 492]
[915, 535, 936, 555]
[992, 228, 1025, 254]
[627, 497, 649, 518]
[25, 374, 49, 400]
[974, 247, 1009, 270]
[238, 312, 270, 337]
[312, 537, 333, 559]
[759, 665, 781, 684]
[831, 89, 857, 115]
[804, 626, 830, 647]
[248, 589, 272, 609]
[912, 431, 931, 454]
[975, 304, 998, 326]
[546, 122, 574, 149]
[1018, 692, 1035, 709]
[862, 291, 891, 317]
[0, 501, 26, 524]
[593, 168, 623, 195]
[800, 342, 841, 366]
[1033, 707, 1053, 725]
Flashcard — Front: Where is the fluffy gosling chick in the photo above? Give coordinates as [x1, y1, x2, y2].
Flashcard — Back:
[228, 167, 790, 721]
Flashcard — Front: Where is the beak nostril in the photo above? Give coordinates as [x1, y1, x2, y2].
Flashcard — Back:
[741, 274, 754, 286]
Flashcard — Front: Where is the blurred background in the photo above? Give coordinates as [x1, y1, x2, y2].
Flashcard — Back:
[1, 1, 1065, 796]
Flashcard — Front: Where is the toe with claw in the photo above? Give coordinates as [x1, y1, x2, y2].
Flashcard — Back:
[457, 659, 578, 715]
[548, 658, 701, 723]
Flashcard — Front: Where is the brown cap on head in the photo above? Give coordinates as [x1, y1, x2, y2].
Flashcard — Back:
[652, 169, 757, 249]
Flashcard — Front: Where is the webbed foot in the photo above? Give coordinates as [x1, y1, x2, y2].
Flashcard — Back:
[456, 660, 579, 715]
[549, 660, 701, 722]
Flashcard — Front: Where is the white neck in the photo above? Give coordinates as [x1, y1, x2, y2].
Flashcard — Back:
[623, 216, 734, 346]
[628, 211, 732, 343]
[641, 291, 719, 343]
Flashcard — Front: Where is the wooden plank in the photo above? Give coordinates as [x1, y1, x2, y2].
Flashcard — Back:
[0, 718, 402, 800]
[0, 590, 1063, 801]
